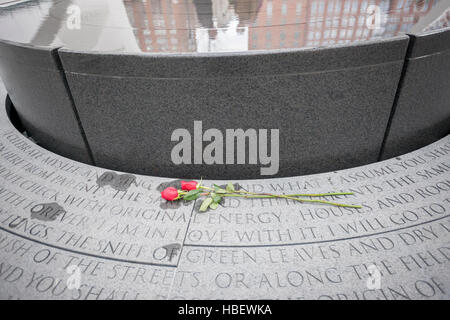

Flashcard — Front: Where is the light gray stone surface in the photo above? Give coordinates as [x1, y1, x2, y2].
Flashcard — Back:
[0, 80, 449, 300]
[0, 0, 448, 181]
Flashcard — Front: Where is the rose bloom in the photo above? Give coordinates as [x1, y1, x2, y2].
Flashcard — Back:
[161, 187, 179, 201]
[181, 181, 198, 191]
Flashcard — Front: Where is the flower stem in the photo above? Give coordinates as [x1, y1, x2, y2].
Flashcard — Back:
[199, 188, 361, 209]
[200, 186, 354, 198]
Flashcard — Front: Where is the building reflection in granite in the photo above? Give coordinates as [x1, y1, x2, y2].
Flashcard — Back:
[124, 0, 445, 53]
[0, 0, 447, 53]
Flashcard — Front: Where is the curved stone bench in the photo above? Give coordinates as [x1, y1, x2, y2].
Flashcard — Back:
[0, 1, 449, 180]
[1, 81, 449, 300]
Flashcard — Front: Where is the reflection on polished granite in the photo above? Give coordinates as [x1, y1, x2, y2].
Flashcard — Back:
[0, 0, 449, 53]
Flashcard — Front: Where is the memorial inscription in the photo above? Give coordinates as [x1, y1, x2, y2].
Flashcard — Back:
[0, 81, 449, 299]
[0, 126, 193, 267]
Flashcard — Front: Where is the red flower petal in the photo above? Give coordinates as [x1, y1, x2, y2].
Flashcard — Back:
[161, 187, 179, 201]
[181, 180, 198, 191]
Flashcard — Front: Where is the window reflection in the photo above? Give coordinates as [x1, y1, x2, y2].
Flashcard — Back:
[124, 0, 445, 53]
[0, 0, 447, 53]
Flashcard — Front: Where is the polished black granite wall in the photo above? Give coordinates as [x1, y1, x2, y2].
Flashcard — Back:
[381, 28, 450, 160]
[58, 37, 408, 178]
[0, 0, 449, 178]
[1, 28, 449, 178]
[0, 40, 93, 164]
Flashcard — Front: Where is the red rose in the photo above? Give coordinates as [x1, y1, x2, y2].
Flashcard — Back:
[181, 181, 198, 191]
[161, 187, 179, 201]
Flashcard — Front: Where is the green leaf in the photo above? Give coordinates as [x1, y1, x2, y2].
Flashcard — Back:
[183, 189, 201, 201]
[214, 184, 227, 194]
[211, 193, 222, 203]
[226, 182, 235, 193]
[200, 198, 213, 212]
[210, 202, 219, 210]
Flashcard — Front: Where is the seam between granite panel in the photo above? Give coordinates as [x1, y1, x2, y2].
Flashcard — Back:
[0, 225, 176, 267]
[51, 48, 97, 166]
[377, 36, 413, 161]
[62, 59, 404, 81]
[167, 199, 198, 299]
[183, 214, 450, 248]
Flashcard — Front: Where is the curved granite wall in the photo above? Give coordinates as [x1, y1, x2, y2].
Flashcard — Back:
[0, 28, 449, 179]
[382, 28, 450, 160]
[58, 36, 408, 179]
[0, 40, 93, 165]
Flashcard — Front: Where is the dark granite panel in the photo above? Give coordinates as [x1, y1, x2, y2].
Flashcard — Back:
[407, 27, 450, 58]
[381, 29, 450, 160]
[0, 40, 93, 164]
[62, 49, 406, 179]
[0, 40, 58, 70]
[59, 36, 408, 78]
